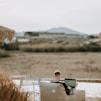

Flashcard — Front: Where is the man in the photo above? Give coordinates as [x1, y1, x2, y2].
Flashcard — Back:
[53, 70, 61, 82]
[51, 70, 71, 95]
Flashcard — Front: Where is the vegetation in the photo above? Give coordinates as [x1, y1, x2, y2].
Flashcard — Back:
[0, 49, 10, 58]
[20, 44, 66, 52]
[25, 31, 65, 35]
[0, 72, 29, 101]
[0, 42, 2, 46]
[2, 42, 19, 51]
[19, 43, 101, 52]
[25, 32, 39, 36]
[1, 41, 101, 52]
[88, 35, 98, 39]
[1, 33, 101, 52]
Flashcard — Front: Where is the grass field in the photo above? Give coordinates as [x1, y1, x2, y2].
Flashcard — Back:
[0, 51, 101, 101]
[86, 97, 101, 101]
[0, 52, 101, 78]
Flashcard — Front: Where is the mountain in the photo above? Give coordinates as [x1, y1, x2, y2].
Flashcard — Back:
[47, 27, 85, 35]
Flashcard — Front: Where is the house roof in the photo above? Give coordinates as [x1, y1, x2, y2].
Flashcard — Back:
[0, 26, 15, 43]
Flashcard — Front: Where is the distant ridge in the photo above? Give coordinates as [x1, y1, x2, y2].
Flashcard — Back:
[47, 27, 85, 35]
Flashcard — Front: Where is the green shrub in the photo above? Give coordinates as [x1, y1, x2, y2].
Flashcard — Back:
[25, 32, 39, 36]
[2, 42, 19, 51]
[88, 35, 98, 39]
[83, 44, 101, 52]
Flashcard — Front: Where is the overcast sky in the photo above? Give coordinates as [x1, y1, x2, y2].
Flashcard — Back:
[0, 0, 101, 34]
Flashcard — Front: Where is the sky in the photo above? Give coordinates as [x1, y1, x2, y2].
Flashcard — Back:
[0, 0, 101, 34]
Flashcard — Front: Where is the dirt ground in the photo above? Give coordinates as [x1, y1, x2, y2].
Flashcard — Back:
[0, 52, 101, 78]
[86, 97, 101, 101]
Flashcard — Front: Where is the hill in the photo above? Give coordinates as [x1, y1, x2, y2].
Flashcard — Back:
[47, 27, 85, 35]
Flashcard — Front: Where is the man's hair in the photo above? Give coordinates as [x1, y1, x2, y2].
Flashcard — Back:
[55, 72, 60, 76]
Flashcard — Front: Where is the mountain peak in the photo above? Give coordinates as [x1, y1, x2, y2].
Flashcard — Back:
[47, 27, 85, 35]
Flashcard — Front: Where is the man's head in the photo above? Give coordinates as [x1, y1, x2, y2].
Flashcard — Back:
[54, 70, 61, 82]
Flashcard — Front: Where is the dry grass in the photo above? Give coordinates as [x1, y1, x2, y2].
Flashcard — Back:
[0, 49, 10, 58]
[86, 97, 101, 101]
[19, 43, 101, 52]
[19, 43, 79, 52]
[0, 52, 101, 78]
[0, 26, 15, 43]
[0, 72, 29, 101]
